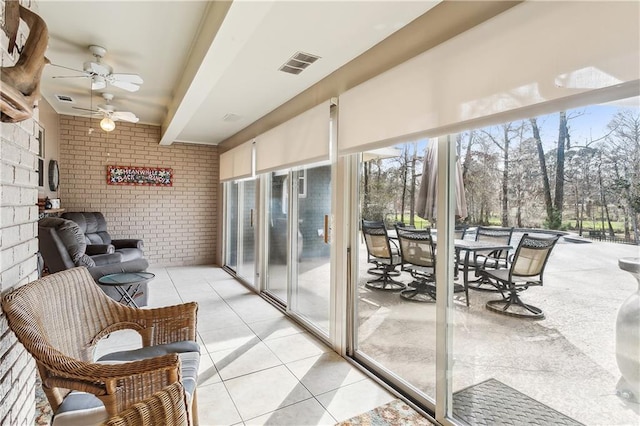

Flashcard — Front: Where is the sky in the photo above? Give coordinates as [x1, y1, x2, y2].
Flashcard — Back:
[537, 101, 639, 147]
[391, 96, 640, 154]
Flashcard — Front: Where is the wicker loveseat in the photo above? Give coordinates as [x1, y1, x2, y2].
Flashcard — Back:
[1, 267, 200, 425]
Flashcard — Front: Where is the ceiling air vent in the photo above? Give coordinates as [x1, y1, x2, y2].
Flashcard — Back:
[55, 94, 75, 103]
[279, 51, 321, 75]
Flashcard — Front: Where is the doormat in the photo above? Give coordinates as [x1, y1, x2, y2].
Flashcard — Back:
[336, 399, 435, 426]
[452, 378, 584, 425]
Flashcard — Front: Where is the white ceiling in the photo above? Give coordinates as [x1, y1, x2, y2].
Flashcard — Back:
[37, 1, 440, 146]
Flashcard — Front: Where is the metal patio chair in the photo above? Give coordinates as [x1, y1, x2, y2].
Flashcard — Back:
[482, 233, 560, 319]
[466, 226, 514, 291]
[361, 220, 405, 291]
[395, 227, 437, 302]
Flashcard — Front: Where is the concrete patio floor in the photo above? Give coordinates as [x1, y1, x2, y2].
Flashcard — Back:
[356, 234, 640, 425]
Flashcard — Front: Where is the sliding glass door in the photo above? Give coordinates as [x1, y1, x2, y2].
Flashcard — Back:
[224, 182, 239, 272]
[262, 164, 332, 337]
[264, 171, 289, 304]
[289, 164, 332, 336]
[351, 142, 437, 407]
[224, 179, 258, 288]
[237, 179, 257, 286]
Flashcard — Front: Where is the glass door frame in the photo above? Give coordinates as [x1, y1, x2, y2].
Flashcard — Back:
[223, 178, 259, 290]
[282, 161, 334, 344]
[237, 178, 258, 288]
[345, 135, 459, 425]
[222, 181, 238, 273]
[259, 173, 288, 306]
[258, 102, 340, 347]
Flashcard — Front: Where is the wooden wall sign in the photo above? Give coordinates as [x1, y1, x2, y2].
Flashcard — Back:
[107, 165, 173, 187]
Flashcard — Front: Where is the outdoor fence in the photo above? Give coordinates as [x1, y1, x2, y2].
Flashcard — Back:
[586, 230, 639, 245]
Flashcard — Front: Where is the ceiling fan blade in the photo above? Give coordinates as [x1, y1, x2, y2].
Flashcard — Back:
[111, 73, 144, 84]
[91, 79, 107, 91]
[110, 80, 140, 92]
[72, 106, 100, 113]
[52, 75, 87, 79]
[113, 111, 139, 123]
[83, 61, 112, 76]
[97, 104, 115, 113]
[49, 62, 87, 74]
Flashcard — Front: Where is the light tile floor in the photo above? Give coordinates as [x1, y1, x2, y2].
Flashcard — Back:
[94, 265, 395, 426]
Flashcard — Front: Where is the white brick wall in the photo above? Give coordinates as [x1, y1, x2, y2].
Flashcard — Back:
[0, 121, 40, 425]
[1, 1, 41, 424]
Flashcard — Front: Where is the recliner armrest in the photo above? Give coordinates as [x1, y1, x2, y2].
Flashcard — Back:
[85, 244, 115, 255]
[91, 252, 123, 266]
[112, 239, 144, 250]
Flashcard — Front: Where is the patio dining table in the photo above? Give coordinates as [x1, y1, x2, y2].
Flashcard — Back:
[388, 229, 512, 306]
[451, 239, 512, 306]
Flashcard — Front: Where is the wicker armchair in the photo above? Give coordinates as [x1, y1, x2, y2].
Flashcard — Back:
[102, 382, 188, 426]
[1, 267, 200, 425]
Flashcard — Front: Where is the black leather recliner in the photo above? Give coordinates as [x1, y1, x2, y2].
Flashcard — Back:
[38, 217, 150, 305]
[62, 212, 144, 262]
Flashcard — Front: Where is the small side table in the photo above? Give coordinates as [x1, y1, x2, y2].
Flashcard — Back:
[98, 272, 155, 308]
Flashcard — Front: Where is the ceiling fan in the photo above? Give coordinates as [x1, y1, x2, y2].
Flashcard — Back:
[52, 45, 143, 92]
[74, 92, 139, 131]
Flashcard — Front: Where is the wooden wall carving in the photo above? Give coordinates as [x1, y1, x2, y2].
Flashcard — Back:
[1, 2, 49, 123]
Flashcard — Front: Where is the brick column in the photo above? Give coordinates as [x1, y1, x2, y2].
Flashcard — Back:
[1, 1, 42, 423]
[0, 120, 41, 424]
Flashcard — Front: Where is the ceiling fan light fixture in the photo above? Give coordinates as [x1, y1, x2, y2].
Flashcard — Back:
[100, 117, 116, 132]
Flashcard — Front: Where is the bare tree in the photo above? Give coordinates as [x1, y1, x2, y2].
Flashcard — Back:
[529, 111, 579, 229]
[552, 111, 569, 228]
[530, 118, 554, 223]
[460, 132, 501, 224]
[605, 109, 640, 242]
[409, 142, 420, 226]
[482, 123, 525, 226]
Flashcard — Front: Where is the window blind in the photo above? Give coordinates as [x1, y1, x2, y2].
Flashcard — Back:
[219, 140, 254, 182]
[338, 1, 639, 154]
[255, 100, 331, 174]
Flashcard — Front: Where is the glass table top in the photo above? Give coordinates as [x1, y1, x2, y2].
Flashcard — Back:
[98, 272, 155, 285]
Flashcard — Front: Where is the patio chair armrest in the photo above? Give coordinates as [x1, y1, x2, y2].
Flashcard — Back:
[389, 238, 399, 250]
[474, 249, 508, 270]
[47, 353, 179, 381]
[46, 354, 181, 416]
[127, 302, 199, 345]
[389, 238, 401, 257]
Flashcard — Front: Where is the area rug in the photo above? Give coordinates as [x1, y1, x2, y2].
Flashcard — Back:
[452, 378, 584, 425]
[336, 399, 435, 426]
[34, 375, 53, 425]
